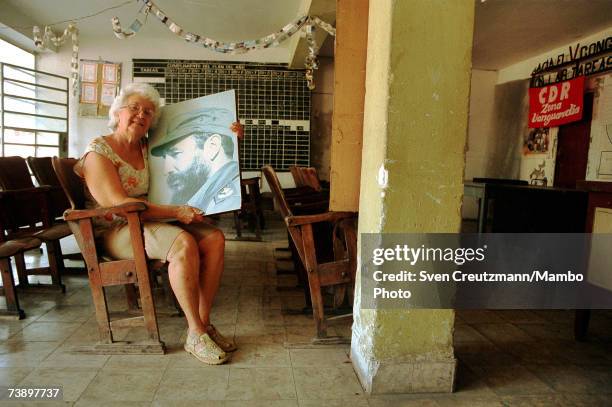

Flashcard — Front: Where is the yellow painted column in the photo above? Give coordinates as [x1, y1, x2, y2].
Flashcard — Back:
[351, 0, 474, 394]
[329, 0, 369, 211]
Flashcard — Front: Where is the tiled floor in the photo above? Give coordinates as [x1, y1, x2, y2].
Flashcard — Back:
[0, 213, 611, 406]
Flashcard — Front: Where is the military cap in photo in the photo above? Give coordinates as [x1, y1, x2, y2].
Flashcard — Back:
[151, 107, 234, 156]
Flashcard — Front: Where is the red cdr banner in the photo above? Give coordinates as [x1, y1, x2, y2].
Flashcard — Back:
[529, 76, 584, 128]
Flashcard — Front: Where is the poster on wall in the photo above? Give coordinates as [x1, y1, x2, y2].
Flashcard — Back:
[522, 127, 550, 155]
[598, 151, 612, 176]
[528, 76, 584, 128]
[78, 59, 121, 118]
[148, 90, 241, 215]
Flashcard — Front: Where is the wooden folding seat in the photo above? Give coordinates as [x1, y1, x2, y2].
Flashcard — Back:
[262, 165, 357, 342]
[26, 156, 72, 221]
[27, 156, 85, 272]
[0, 156, 72, 292]
[52, 157, 165, 354]
[0, 217, 42, 319]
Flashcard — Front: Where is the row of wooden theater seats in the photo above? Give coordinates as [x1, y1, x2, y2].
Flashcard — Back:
[263, 165, 358, 344]
[0, 156, 77, 319]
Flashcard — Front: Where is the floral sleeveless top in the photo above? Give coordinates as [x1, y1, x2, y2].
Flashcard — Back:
[74, 136, 149, 230]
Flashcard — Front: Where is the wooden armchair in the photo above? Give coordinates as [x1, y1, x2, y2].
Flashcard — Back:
[52, 157, 164, 354]
[262, 165, 357, 342]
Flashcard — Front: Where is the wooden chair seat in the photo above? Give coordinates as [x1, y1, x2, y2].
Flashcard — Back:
[263, 165, 357, 343]
[53, 157, 165, 354]
[0, 236, 43, 319]
[0, 182, 68, 293]
[33, 222, 72, 241]
[27, 156, 86, 270]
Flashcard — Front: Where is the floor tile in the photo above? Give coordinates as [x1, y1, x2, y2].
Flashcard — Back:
[289, 348, 351, 367]
[10, 322, 82, 342]
[225, 367, 296, 400]
[20, 367, 98, 401]
[0, 341, 61, 367]
[0, 366, 33, 386]
[229, 343, 291, 367]
[300, 396, 369, 406]
[154, 367, 230, 401]
[293, 366, 363, 400]
[79, 368, 164, 402]
[471, 364, 554, 396]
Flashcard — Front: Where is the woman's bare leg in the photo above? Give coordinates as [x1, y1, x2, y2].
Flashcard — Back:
[166, 232, 206, 335]
[196, 229, 225, 327]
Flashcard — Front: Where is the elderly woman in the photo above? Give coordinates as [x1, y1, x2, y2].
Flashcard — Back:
[75, 83, 241, 365]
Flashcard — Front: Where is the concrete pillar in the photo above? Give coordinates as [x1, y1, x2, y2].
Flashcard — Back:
[329, 0, 369, 211]
[351, 0, 474, 394]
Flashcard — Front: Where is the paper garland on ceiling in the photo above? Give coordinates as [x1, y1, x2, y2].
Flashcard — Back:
[112, 0, 336, 90]
[32, 23, 79, 95]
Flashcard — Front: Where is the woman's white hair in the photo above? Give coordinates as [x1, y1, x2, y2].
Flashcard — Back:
[107, 82, 162, 130]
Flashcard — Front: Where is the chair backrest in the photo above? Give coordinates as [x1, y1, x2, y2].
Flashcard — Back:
[262, 165, 293, 219]
[0, 156, 35, 190]
[27, 157, 61, 186]
[52, 157, 85, 210]
[290, 165, 322, 192]
[289, 166, 305, 187]
[300, 167, 322, 192]
[27, 156, 71, 219]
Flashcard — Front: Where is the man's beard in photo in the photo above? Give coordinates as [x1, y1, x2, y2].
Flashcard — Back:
[167, 156, 211, 204]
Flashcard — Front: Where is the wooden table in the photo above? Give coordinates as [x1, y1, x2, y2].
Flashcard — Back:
[464, 180, 587, 233]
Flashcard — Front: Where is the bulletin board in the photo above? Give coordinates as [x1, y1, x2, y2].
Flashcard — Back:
[133, 59, 311, 171]
[78, 59, 121, 118]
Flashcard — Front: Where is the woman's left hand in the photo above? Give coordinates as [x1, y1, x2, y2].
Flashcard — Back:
[231, 121, 245, 140]
[175, 205, 205, 224]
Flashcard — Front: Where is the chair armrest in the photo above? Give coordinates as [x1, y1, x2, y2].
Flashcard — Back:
[285, 211, 356, 227]
[0, 185, 52, 198]
[291, 200, 330, 215]
[63, 202, 147, 221]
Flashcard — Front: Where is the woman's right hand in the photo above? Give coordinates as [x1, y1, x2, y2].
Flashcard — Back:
[175, 205, 205, 224]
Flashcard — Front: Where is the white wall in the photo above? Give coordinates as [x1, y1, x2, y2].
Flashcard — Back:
[586, 73, 612, 181]
[495, 26, 612, 184]
[36, 35, 295, 157]
[498, 27, 612, 85]
[36, 34, 305, 189]
[463, 69, 497, 218]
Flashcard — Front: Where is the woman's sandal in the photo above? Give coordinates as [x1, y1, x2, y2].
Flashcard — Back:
[184, 332, 229, 365]
[207, 324, 237, 352]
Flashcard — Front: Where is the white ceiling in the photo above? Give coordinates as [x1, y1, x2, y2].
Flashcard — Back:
[473, 0, 612, 70]
[2, 0, 307, 40]
[1, 0, 611, 70]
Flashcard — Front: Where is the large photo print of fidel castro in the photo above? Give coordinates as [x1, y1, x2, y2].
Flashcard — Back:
[148, 90, 241, 216]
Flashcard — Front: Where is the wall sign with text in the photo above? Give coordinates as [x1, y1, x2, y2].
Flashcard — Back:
[528, 76, 584, 128]
[78, 59, 121, 118]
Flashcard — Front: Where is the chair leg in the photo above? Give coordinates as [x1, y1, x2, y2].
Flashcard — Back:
[45, 241, 66, 293]
[132, 264, 161, 342]
[89, 283, 113, 343]
[233, 210, 242, 238]
[0, 258, 26, 319]
[306, 272, 327, 338]
[13, 252, 29, 288]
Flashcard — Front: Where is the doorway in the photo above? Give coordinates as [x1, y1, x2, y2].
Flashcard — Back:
[553, 92, 594, 188]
